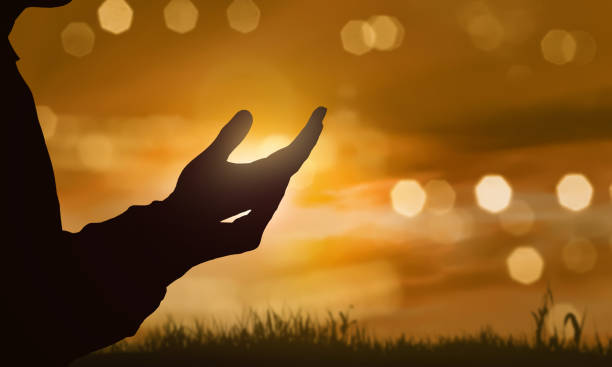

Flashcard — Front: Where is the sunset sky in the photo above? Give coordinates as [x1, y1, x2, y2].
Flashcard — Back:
[10, 0, 612, 339]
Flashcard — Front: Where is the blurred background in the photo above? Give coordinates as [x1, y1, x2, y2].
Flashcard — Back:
[10, 0, 612, 340]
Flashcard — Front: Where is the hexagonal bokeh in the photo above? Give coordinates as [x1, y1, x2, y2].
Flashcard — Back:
[98, 0, 134, 35]
[227, 0, 261, 34]
[424, 179, 456, 214]
[391, 179, 426, 218]
[506, 246, 544, 285]
[556, 173, 593, 211]
[541, 29, 576, 65]
[475, 175, 513, 213]
[164, 0, 199, 34]
[368, 15, 404, 51]
[340, 20, 375, 56]
[61, 22, 96, 58]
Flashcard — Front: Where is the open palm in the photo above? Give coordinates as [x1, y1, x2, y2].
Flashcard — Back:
[165, 107, 325, 264]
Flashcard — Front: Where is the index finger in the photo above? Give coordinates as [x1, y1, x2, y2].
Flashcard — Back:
[266, 106, 326, 175]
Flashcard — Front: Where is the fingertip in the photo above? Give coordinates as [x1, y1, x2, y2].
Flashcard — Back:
[233, 110, 253, 126]
[311, 106, 327, 125]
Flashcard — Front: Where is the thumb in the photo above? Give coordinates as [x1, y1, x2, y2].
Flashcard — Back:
[203, 110, 253, 161]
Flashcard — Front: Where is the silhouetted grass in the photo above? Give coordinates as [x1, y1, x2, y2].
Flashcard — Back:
[72, 307, 611, 367]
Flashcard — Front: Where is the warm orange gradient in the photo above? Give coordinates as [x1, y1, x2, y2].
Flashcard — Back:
[10, 0, 612, 339]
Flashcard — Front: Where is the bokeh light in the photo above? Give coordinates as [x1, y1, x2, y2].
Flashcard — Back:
[475, 175, 512, 213]
[227, 0, 261, 34]
[391, 180, 426, 218]
[98, 0, 134, 35]
[506, 246, 544, 285]
[426, 210, 473, 244]
[424, 179, 456, 214]
[546, 303, 581, 340]
[164, 0, 199, 34]
[466, 13, 504, 51]
[36, 105, 58, 140]
[61, 22, 96, 58]
[562, 238, 598, 274]
[571, 30, 597, 65]
[77, 133, 114, 171]
[340, 20, 376, 56]
[541, 29, 576, 65]
[368, 15, 404, 51]
[556, 174, 593, 211]
[498, 200, 535, 236]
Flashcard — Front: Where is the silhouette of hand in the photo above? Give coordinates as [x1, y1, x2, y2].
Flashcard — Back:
[165, 107, 325, 265]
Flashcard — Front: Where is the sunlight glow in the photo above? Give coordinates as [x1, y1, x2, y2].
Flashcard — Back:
[61, 22, 95, 58]
[475, 175, 512, 213]
[546, 303, 581, 340]
[227, 0, 261, 34]
[506, 246, 544, 285]
[341, 20, 376, 56]
[368, 15, 404, 51]
[228, 135, 292, 163]
[541, 29, 576, 65]
[556, 174, 593, 211]
[77, 133, 114, 171]
[562, 238, 598, 274]
[36, 105, 58, 140]
[98, 0, 133, 35]
[424, 179, 456, 214]
[391, 180, 426, 218]
[498, 200, 535, 236]
[164, 0, 199, 34]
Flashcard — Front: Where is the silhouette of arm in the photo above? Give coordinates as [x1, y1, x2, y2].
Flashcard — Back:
[63, 108, 325, 354]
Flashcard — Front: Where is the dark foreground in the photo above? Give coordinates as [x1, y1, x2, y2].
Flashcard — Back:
[71, 309, 611, 367]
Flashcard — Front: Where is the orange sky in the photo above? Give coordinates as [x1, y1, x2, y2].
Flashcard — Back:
[10, 0, 612, 339]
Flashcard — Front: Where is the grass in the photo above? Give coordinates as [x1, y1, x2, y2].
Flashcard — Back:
[72, 291, 611, 367]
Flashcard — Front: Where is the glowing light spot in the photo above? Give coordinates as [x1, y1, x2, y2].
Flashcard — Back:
[499, 200, 535, 236]
[424, 179, 456, 214]
[164, 0, 199, 34]
[475, 175, 512, 213]
[228, 134, 291, 163]
[571, 30, 597, 65]
[61, 22, 95, 58]
[391, 180, 426, 218]
[541, 29, 576, 65]
[556, 174, 593, 211]
[258, 135, 292, 157]
[341, 20, 376, 56]
[426, 210, 473, 244]
[221, 209, 251, 223]
[546, 303, 582, 340]
[368, 15, 404, 51]
[36, 105, 58, 140]
[77, 133, 114, 171]
[506, 246, 544, 285]
[98, 0, 133, 35]
[562, 238, 598, 274]
[467, 13, 504, 51]
[227, 0, 260, 34]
